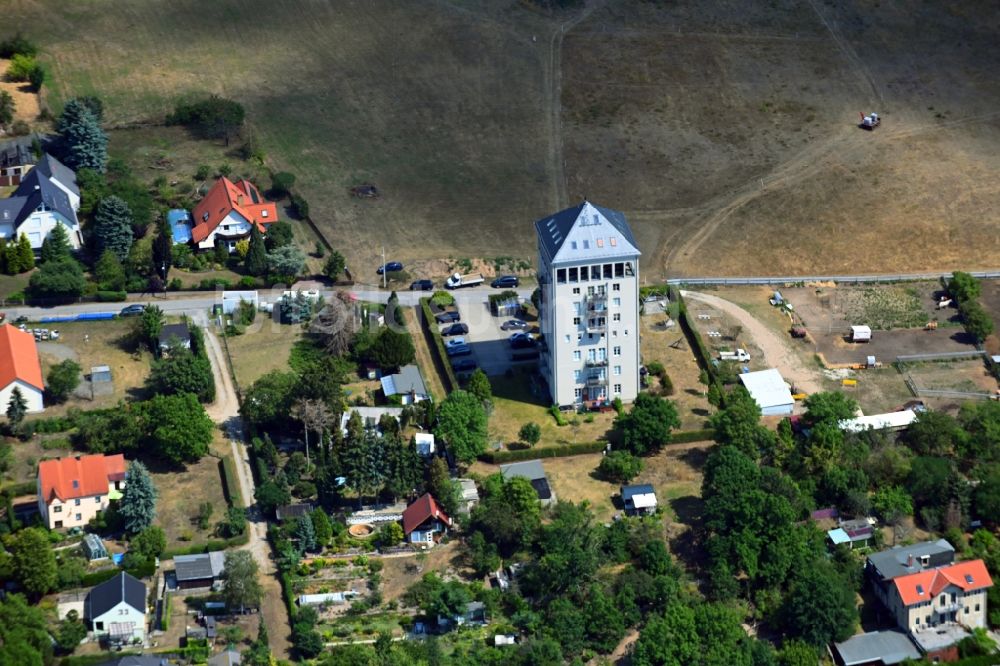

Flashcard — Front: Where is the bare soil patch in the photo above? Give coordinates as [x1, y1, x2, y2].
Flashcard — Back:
[0, 58, 41, 127]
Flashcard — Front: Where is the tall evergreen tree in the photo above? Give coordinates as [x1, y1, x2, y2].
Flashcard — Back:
[15, 234, 34, 273]
[94, 250, 126, 291]
[94, 195, 134, 261]
[294, 514, 317, 553]
[5, 386, 27, 430]
[151, 218, 172, 279]
[119, 460, 158, 534]
[59, 100, 107, 172]
[244, 225, 267, 276]
[39, 224, 71, 263]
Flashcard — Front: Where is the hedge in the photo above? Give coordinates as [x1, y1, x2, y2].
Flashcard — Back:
[219, 455, 243, 507]
[1, 480, 37, 497]
[95, 290, 127, 302]
[162, 531, 249, 559]
[419, 297, 459, 393]
[671, 287, 727, 406]
[670, 429, 715, 444]
[30, 415, 75, 433]
[479, 441, 606, 464]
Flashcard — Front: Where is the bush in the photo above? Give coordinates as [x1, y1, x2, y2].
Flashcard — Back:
[95, 290, 127, 302]
[480, 441, 605, 463]
[549, 405, 568, 426]
[597, 450, 644, 484]
[646, 361, 665, 376]
[660, 373, 674, 395]
[0, 33, 39, 58]
[271, 171, 296, 196]
[290, 194, 310, 219]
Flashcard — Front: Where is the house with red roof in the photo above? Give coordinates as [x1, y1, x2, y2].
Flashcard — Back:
[401, 493, 452, 546]
[37, 454, 127, 529]
[0, 323, 44, 414]
[190, 177, 277, 252]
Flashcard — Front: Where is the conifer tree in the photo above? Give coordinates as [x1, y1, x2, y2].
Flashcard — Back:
[93, 195, 134, 261]
[15, 234, 34, 273]
[244, 225, 267, 276]
[6, 386, 27, 430]
[119, 460, 158, 535]
[40, 224, 71, 263]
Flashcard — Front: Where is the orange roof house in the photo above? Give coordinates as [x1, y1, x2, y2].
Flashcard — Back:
[37, 454, 127, 529]
[0, 323, 44, 413]
[893, 559, 993, 606]
[190, 177, 277, 248]
[402, 493, 452, 545]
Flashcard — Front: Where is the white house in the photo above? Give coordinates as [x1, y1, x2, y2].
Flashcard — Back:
[86, 572, 147, 646]
[0, 323, 44, 413]
[37, 453, 127, 530]
[190, 177, 277, 252]
[415, 433, 435, 457]
[535, 201, 641, 408]
[0, 154, 82, 251]
[738, 368, 795, 416]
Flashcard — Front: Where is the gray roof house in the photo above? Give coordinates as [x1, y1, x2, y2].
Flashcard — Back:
[0, 153, 82, 251]
[207, 650, 242, 666]
[500, 460, 555, 506]
[173, 551, 226, 589]
[832, 630, 921, 666]
[866, 539, 956, 583]
[380, 364, 430, 404]
[86, 572, 147, 645]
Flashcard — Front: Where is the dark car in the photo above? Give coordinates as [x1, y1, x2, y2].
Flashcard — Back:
[441, 323, 469, 336]
[410, 279, 433, 291]
[435, 310, 461, 324]
[446, 344, 472, 357]
[500, 319, 528, 331]
[377, 261, 404, 275]
[119, 304, 146, 317]
[491, 275, 519, 288]
[510, 336, 536, 350]
[452, 358, 477, 372]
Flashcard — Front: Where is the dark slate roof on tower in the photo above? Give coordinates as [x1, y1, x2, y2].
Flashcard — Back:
[534, 201, 640, 263]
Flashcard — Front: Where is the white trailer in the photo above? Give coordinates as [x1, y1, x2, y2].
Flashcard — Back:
[445, 272, 484, 289]
[850, 325, 872, 342]
[719, 349, 751, 362]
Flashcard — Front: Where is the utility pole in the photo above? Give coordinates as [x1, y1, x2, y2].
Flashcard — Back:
[382, 246, 386, 289]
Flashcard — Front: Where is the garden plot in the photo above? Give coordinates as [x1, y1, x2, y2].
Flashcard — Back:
[898, 359, 998, 399]
[841, 287, 931, 330]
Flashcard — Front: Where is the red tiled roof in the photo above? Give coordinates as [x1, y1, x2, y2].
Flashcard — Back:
[402, 493, 451, 535]
[0, 324, 43, 391]
[894, 559, 992, 606]
[190, 177, 277, 243]
[38, 454, 126, 503]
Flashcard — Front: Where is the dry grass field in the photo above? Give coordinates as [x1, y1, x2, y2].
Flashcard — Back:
[7, 0, 1000, 279]
[225, 317, 302, 390]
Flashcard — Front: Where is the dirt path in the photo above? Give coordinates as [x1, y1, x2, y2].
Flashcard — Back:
[681, 290, 824, 395]
[405, 307, 447, 400]
[201, 326, 292, 660]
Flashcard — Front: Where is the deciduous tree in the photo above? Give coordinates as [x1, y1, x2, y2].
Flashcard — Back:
[0, 593, 53, 665]
[147, 348, 214, 402]
[130, 525, 166, 558]
[141, 392, 214, 463]
[518, 421, 541, 447]
[435, 390, 488, 463]
[618, 392, 681, 456]
[11, 527, 57, 596]
[46, 359, 81, 402]
[264, 220, 293, 250]
[371, 328, 415, 370]
[221, 551, 263, 613]
[323, 250, 346, 280]
[780, 561, 857, 647]
[119, 460, 157, 534]
[94, 249, 125, 291]
[597, 450, 643, 483]
[308, 293, 358, 356]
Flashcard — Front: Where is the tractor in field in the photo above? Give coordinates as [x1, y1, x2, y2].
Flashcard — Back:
[859, 111, 881, 130]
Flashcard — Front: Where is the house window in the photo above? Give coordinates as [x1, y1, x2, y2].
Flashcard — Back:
[596, 239, 604, 248]
[573, 317, 581, 325]
[614, 384, 622, 394]
[54, 505, 62, 513]
[580, 266, 589, 280]
[573, 351, 581, 361]
[965, 607, 970, 614]
[613, 313, 621, 322]
[564, 335, 571, 343]
[612, 283, 621, 291]
[614, 366, 621, 376]
[261, 210, 268, 218]
[610, 237, 617, 247]
[577, 334, 582, 341]
[597, 348, 606, 361]
[75, 514, 82, 521]
[976, 604, 981, 612]
[74, 499, 81, 506]
[612, 297, 621, 307]
[574, 388, 582, 398]
[613, 346, 621, 356]
[95, 622, 104, 631]
[615, 263, 624, 277]
[572, 287, 580, 295]
[569, 268, 578, 282]
[72, 480, 79, 489]
[55, 520, 63, 528]
[574, 370, 583, 383]
[95, 497, 101, 503]
[940, 595, 946, 604]
[557, 269, 566, 283]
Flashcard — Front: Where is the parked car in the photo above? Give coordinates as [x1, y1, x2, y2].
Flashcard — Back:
[510, 336, 536, 350]
[446, 344, 472, 357]
[509, 331, 532, 342]
[491, 275, 519, 288]
[446, 337, 467, 348]
[452, 358, 477, 372]
[377, 261, 404, 275]
[119, 304, 146, 317]
[435, 310, 461, 324]
[441, 323, 469, 336]
[500, 319, 528, 331]
[410, 279, 433, 291]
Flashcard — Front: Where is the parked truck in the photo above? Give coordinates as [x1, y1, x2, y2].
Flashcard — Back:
[445, 272, 484, 289]
[719, 349, 751, 362]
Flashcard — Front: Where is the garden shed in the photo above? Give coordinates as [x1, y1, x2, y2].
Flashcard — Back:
[81, 533, 109, 560]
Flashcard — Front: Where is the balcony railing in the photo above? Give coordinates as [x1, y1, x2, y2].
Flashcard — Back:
[586, 323, 606, 334]
[585, 375, 608, 387]
[584, 358, 608, 367]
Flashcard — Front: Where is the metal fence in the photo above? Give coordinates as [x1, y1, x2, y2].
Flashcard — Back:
[666, 270, 1000, 286]
[895, 350, 986, 363]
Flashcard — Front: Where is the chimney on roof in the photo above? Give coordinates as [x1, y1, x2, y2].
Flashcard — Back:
[34, 185, 40, 190]
[907, 554, 914, 567]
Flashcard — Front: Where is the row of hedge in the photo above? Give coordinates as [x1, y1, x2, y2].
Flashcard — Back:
[671, 287, 727, 406]
[219, 455, 243, 507]
[479, 427, 715, 464]
[418, 297, 459, 394]
[669, 428, 716, 444]
[161, 531, 250, 559]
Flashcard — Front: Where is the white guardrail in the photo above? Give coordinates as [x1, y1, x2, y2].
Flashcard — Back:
[665, 270, 1000, 286]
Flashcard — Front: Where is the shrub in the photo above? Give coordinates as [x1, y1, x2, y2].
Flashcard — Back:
[597, 450, 644, 484]
[290, 194, 310, 219]
[646, 361, 665, 376]
[95, 290, 127, 302]
[660, 373, 674, 395]
[549, 404, 568, 426]
[480, 441, 606, 463]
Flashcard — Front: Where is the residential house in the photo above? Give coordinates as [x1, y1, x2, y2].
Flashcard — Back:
[190, 177, 277, 252]
[380, 365, 430, 404]
[207, 650, 242, 666]
[340, 406, 405, 436]
[500, 460, 555, 506]
[402, 493, 452, 546]
[828, 518, 875, 549]
[867, 540, 957, 594]
[158, 322, 191, 351]
[621, 483, 658, 516]
[0, 138, 36, 186]
[535, 201, 641, 408]
[0, 153, 82, 250]
[37, 454, 127, 529]
[86, 572, 147, 646]
[173, 551, 226, 590]
[832, 630, 922, 666]
[415, 433, 435, 457]
[0, 323, 44, 413]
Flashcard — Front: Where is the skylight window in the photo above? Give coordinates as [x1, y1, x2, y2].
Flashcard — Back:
[965, 574, 974, 584]
[72, 480, 79, 489]
[916, 584, 924, 595]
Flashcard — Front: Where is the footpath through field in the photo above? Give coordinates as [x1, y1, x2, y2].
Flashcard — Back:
[681, 290, 824, 395]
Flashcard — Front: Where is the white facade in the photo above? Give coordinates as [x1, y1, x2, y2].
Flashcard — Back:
[0, 378, 43, 414]
[196, 210, 252, 251]
[890, 585, 988, 633]
[91, 600, 146, 644]
[536, 202, 641, 408]
[0, 209, 81, 250]
[37, 476, 124, 530]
